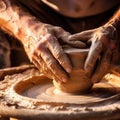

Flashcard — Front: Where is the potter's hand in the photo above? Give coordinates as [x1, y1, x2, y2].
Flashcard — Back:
[24, 24, 86, 82]
[0, 0, 86, 82]
[69, 25, 119, 83]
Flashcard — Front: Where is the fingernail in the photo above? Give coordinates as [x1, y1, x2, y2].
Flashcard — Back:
[62, 77, 68, 82]
[66, 68, 72, 73]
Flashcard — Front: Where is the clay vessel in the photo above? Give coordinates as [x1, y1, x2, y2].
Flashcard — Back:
[53, 47, 93, 94]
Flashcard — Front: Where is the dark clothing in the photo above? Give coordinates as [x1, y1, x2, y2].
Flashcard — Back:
[18, 0, 119, 33]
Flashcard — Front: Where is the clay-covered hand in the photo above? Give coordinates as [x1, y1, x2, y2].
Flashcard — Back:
[24, 24, 86, 82]
[69, 24, 120, 83]
[0, 0, 86, 82]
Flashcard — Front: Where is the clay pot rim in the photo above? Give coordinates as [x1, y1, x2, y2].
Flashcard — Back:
[64, 48, 89, 54]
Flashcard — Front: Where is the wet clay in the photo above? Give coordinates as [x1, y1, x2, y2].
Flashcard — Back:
[53, 48, 93, 93]
[22, 80, 118, 104]
[1, 67, 120, 120]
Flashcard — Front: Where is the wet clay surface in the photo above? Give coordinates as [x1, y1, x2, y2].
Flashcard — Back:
[22, 79, 118, 104]
[53, 48, 93, 93]
[1, 67, 120, 120]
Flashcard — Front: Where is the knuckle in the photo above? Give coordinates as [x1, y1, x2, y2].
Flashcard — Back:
[40, 34, 52, 45]
[36, 42, 44, 51]
[92, 40, 102, 51]
[55, 26, 63, 31]
[29, 52, 35, 62]
[56, 51, 63, 60]
[47, 59, 57, 69]
[55, 26, 65, 35]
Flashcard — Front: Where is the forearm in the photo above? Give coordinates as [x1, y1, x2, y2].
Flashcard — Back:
[0, 0, 44, 44]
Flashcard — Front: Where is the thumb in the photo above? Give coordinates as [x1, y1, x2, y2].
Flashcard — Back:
[69, 29, 96, 42]
[55, 27, 86, 48]
[91, 49, 112, 83]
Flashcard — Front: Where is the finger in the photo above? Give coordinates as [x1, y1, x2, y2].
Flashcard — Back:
[32, 54, 60, 81]
[32, 55, 52, 79]
[69, 29, 96, 42]
[36, 45, 69, 82]
[84, 40, 103, 77]
[55, 27, 86, 48]
[47, 35, 72, 74]
[91, 49, 112, 83]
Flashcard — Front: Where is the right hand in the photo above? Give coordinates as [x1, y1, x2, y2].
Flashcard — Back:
[69, 25, 120, 83]
[24, 24, 86, 82]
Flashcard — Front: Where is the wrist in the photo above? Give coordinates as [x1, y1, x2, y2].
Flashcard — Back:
[104, 17, 120, 40]
[103, 23, 118, 42]
[0, 0, 45, 44]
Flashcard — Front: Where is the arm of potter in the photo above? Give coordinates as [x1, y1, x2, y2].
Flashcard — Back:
[0, 0, 72, 82]
[0, 0, 43, 43]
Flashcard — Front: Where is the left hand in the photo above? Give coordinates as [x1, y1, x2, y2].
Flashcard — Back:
[23, 24, 86, 82]
[69, 25, 120, 83]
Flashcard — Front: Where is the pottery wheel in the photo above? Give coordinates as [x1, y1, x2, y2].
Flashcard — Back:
[22, 80, 118, 104]
[1, 66, 120, 120]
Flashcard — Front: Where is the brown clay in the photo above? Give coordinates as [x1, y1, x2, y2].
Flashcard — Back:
[0, 66, 120, 120]
[53, 48, 93, 93]
[1, 67, 120, 120]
